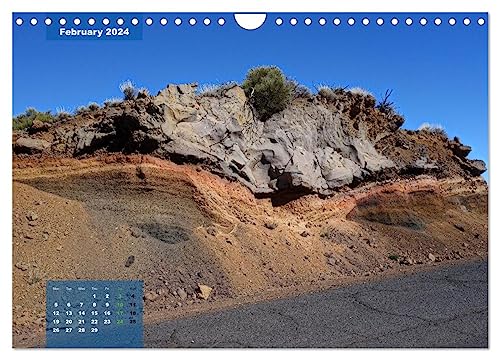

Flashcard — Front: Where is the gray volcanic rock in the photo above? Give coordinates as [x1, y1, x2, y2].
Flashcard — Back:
[13, 83, 487, 196]
[15, 137, 51, 154]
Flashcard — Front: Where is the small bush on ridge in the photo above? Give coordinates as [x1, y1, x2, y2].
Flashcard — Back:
[119, 80, 138, 100]
[242, 66, 294, 121]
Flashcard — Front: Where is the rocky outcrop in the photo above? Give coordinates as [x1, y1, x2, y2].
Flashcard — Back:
[12, 83, 487, 196]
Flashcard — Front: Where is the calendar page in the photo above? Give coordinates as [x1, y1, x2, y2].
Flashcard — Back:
[11, 10, 488, 349]
[46, 281, 143, 347]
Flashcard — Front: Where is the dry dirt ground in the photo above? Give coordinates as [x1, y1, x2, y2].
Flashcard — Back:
[12, 155, 488, 347]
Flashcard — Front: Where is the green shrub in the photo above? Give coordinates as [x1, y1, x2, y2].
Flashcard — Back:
[12, 108, 56, 130]
[242, 66, 294, 120]
[388, 254, 399, 261]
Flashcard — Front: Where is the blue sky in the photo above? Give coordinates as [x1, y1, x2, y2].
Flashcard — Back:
[13, 12, 488, 169]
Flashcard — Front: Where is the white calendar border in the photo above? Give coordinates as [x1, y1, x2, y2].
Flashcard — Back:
[0, 0, 496, 358]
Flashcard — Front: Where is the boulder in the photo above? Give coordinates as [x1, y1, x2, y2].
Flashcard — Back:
[14, 137, 51, 154]
[30, 119, 51, 132]
[449, 140, 472, 158]
[468, 160, 487, 176]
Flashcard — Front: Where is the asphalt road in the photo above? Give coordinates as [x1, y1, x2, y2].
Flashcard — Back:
[145, 260, 488, 348]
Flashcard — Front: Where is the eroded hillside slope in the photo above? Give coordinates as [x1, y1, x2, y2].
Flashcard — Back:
[13, 156, 487, 347]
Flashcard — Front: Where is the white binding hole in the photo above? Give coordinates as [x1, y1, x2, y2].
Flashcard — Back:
[348, 18, 355, 26]
[30, 18, 37, 26]
[131, 18, 139, 26]
[59, 18, 67, 26]
[304, 18, 312, 26]
[362, 18, 369, 26]
[290, 18, 298, 26]
[145, 18, 153, 26]
[117, 18, 124, 26]
[420, 18, 427, 26]
[478, 18, 485, 26]
[463, 18, 471, 26]
[203, 18, 210, 26]
[189, 18, 196, 26]
[319, 18, 326, 26]
[15, 18, 23, 26]
[405, 18, 413, 26]
[175, 18, 182, 26]
[102, 18, 110, 26]
[160, 18, 167, 26]
[234, 14, 265, 30]
[434, 18, 442, 26]
[275, 18, 283, 26]
[74, 18, 81, 26]
[218, 18, 225, 26]
[45, 18, 52, 26]
[376, 18, 384, 26]
[449, 18, 456, 26]
[333, 18, 341, 26]
[88, 18, 95, 26]
[391, 18, 398, 26]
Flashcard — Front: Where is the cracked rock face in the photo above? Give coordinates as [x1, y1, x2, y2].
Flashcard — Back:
[13, 83, 486, 196]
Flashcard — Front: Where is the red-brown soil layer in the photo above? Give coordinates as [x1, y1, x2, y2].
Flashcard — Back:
[12, 155, 488, 347]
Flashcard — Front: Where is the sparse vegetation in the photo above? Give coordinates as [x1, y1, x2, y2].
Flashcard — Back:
[56, 106, 71, 116]
[242, 66, 294, 120]
[198, 82, 239, 98]
[388, 254, 399, 261]
[119, 80, 138, 100]
[73, 102, 100, 116]
[289, 81, 313, 99]
[418, 122, 447, 137]
[137, 87, 150, 99]
[104, 97, 122, 107]
[316, 84, 347, 102]
[75, 105, 89, 115]
[88, 102, 100, 111]
[348, 87, 374, 97]
[55, 107, 72, 122]
[198, 83, 221, 97]
[12, 108, 57, 130]
[376, 89, 397, 115]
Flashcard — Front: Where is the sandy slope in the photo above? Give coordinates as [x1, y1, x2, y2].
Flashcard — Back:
[12, 155, 488, 347]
